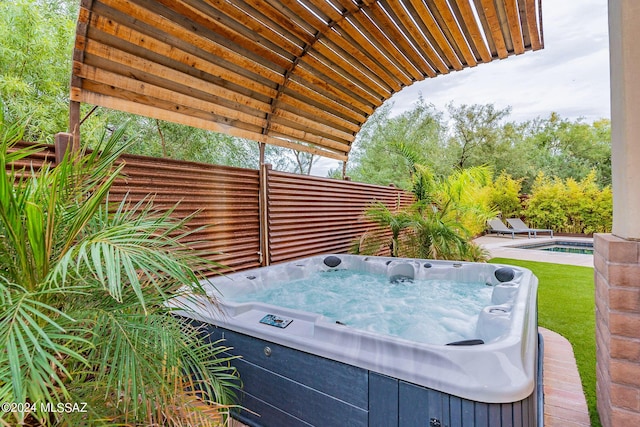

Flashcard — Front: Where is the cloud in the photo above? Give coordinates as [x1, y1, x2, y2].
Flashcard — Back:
[387, 0, 610, 124]
[311, 1, 611, 176]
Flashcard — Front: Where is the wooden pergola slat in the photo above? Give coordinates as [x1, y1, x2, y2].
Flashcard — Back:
[431, 0, 478, 67]
[313, 41, 393, 98]
[73, 88, 349, 160]
[383, 0, 451, 75]
[71, 0, 544, 160]
[524, 0, 543, 51]
[503, 0, 526, 55]
[450, 0, 493, 63]
[89, 14, 279, 100]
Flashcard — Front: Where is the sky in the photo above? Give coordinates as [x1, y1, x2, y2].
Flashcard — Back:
[311, 0, 611, 176]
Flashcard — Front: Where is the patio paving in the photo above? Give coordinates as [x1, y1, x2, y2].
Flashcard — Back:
[474, 235, 594, 267]
[540, 327, 592, 427]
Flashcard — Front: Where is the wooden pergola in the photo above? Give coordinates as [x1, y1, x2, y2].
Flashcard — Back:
[71, 0, 543, 161]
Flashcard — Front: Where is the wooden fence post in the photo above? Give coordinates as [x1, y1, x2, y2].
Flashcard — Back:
[259, 163, 272, 266]
[54, 132, 74, 165]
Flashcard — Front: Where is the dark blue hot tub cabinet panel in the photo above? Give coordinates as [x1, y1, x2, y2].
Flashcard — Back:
[209, 326, 369, 408]
[368, 373, 399, 427]
[195, 323, 538, 427]
[398, 382, 536, 427]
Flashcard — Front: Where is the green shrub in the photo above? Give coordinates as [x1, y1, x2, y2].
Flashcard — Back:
[488, 172, 523, 219]
[523, 171, 612, 233]
[576, 171, 613, 234]
[440, 166, 497, 237]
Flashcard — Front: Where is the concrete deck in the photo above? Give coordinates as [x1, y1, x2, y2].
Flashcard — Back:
[475, 235, 594, 267]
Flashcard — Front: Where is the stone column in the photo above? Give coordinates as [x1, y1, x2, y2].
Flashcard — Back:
[596, 1, 640, 426]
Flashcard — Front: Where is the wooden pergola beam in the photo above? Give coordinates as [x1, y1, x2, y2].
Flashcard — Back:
[70, 0, 544, 160]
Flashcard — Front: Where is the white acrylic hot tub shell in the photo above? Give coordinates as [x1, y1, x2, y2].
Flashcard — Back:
[170, 254, 538, 404]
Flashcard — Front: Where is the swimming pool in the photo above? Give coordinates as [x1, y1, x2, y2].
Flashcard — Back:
[516, 240, 594, 255]
[172, 254, 541, 426]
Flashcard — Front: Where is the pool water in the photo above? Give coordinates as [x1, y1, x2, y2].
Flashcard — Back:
[228, 269, 493, 345]
[517, 240, 594, 255]
[541, 245, 594, 254]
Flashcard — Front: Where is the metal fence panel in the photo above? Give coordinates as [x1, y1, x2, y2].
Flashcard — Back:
[8, 141, 416, 273]
[267, 170, 414, 264]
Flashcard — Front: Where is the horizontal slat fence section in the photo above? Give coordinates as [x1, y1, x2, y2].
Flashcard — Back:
[7, 140, 417, 274]
[110, 153, 262, 273]
[7, 142, 57, 170]
[267, 171, 415, 264]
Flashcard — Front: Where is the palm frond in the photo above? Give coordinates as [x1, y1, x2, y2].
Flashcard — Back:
[0, 105, 42, 165]
[67, 311, 240, 424]
[1, 121, 241, 425]
[390, 140, 428, 173]
[52, 195, 215, 311]
[0, 279, 92, 418]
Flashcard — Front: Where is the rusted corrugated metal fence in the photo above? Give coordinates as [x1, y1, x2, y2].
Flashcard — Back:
[113, 154, 263, 271]
[9, 141, 414, 274]
[267, 170, 414, 263]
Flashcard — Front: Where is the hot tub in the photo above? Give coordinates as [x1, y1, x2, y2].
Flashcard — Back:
[172, 255, 541, 427]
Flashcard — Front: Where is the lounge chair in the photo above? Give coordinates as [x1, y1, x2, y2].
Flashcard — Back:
[506, 218, 554, 238]
[486, 218, 531, 239]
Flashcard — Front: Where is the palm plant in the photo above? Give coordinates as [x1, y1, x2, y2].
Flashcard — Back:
[410, 202, 489, 261]
[0, 112, 239, 426]
[364, 202, 414, 257]
[408, 166, 493, 261]
[363, 144, 495, 261]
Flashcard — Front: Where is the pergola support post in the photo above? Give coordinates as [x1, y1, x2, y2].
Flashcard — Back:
[595, 1, 640, 426]
[69, 100, 81, 151]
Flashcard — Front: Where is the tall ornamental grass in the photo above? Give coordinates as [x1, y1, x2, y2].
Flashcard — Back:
[523, 171, 612, 234]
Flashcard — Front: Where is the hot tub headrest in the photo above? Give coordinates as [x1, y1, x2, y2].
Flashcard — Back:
[323, 256, 342, 268]
[446, 339, 485, 346]
[494, 267, 516, 283]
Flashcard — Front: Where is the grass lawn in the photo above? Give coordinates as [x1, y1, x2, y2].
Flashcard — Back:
[489, 258, 600, 427]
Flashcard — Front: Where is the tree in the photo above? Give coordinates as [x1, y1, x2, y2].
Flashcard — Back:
[114, 117, 261, 168]
[264, 144, 318, 175]
[0, 0, 78, 142]
[345, 99, 447, 188]
[292, 148, 317, 175]
[522, 113, 611, 188]
[446, 103, 512, 169]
